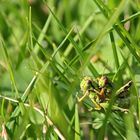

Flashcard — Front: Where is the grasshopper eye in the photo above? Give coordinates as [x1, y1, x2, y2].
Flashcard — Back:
[80, 76, 93, 92]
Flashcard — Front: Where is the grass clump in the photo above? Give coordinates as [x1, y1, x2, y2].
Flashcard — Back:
[0, 0, 140, 139]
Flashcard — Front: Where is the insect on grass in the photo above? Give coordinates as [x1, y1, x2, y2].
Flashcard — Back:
[78, 75, 133, 112]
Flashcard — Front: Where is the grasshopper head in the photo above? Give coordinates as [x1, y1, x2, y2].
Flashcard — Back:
[98, 76, 108, 88]
[80, 76, 93, 92]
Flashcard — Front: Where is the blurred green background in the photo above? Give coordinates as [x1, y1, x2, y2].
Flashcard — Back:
[0, 0, 140, 139]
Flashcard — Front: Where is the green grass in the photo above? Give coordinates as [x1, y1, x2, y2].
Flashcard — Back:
[0, 0, 140, 139]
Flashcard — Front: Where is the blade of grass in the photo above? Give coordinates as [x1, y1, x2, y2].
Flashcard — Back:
[63, 11, 100, 59]
[97, 89, 121, 140]
[46, 4, 84, 60]
[28, 7, 33, 50]
[93, 0, 140, 63]
[79, 0, 128, 75]
[7, 72, 39, 126]
[109, 32, 120, 70]
[109, 120, 127, 140]
[108, 11, 140, 32]
[116, 21, 140, 55]
[64, 39, 99, 77]
[33, 26, 74, 61]
[109, 31, 122, 85]
[0, 38, 19, 98]
[120, 51, 140, 136]
[17, 71, 37, 102]
[0, 95, 66, 140]
[34, 39, 71, 85]
[1, 99, 5, 121]
[112, 54, 130, 82]
[114, 26, 140, 63]
[1, 12, 19, 49]
[33, 13, 52, 54]
[32, 22, 54, 46]
[74, 103, 80, 140]
[27, 40, 75, 139]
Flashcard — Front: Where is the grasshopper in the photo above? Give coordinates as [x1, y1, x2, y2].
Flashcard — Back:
[78, 76, 132, 112]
